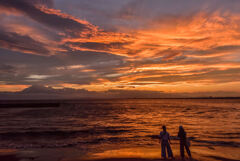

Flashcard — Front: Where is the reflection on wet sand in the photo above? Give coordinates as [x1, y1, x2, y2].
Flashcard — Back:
[1, 145, 240, 161]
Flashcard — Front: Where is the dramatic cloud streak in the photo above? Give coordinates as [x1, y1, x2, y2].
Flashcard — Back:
[0, 29, 50, 55]
[0, 0, 96, 34]
[0, 0, 240, 97]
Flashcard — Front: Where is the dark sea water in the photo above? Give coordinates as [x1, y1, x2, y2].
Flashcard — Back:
[0, 99, 240, 160]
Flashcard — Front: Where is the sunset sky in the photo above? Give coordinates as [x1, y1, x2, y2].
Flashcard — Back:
[0, 0, 240, 97]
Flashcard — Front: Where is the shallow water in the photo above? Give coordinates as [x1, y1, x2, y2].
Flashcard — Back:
[0, 99, 239, 159]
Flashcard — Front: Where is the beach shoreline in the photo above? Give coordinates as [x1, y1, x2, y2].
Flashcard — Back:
[0, 146, 239, 161]
[0, 153, 239, 161]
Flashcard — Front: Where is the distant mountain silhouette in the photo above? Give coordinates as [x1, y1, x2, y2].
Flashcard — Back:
[20, 85, 55, 94]
[0, 85, 239, 100]
[0, 85, 98, 100]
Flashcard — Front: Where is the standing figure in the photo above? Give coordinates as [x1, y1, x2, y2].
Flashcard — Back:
[178, 126, 192, 160]
[159, 125, 174, 159]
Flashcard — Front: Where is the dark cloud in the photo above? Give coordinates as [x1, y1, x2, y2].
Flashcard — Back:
[0, 49, 61, 67]
[0, 30, 50, 55]
[61, 51, 124, 66]
[135, 68, 240, 83]
[0, 48, 123, 70]
[29, 0, 54, 8]
[0, 0, 95, 35]
[117, 0, 240, 19]
[55, 0, 132, 30]
[192, 45, 240, 56]
[0, 64, 16, 74]
[68, 42, 128, 51]
[158, 49, 183, 61]
[0, 48, 125, 85]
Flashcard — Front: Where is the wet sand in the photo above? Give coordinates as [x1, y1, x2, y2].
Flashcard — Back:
[1, 148, 239, 161]
[1, 155, 239, 161]
[0, 155, 195, 161]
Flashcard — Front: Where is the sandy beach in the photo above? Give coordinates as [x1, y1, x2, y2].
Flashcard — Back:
[0, 153, 239, 161]
[0, 146, 239, 161]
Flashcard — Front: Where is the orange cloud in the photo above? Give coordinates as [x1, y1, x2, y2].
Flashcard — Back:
[0, 84, 30, 92]
[62, 11, 240, 63]
[1, 0, 240, 94]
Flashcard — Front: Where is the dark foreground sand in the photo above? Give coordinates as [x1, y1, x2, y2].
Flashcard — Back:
[0, 155, 193, 161]
[1, 154, 239, 161]
[0, 147, 239, 161]
[0, 154, 19, 161]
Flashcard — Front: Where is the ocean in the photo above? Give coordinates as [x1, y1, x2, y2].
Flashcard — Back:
[0, 99, 239, 160]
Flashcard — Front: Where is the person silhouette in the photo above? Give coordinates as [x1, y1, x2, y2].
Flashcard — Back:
[178, 126, 192, 160]
[159, 125, 174, 159]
